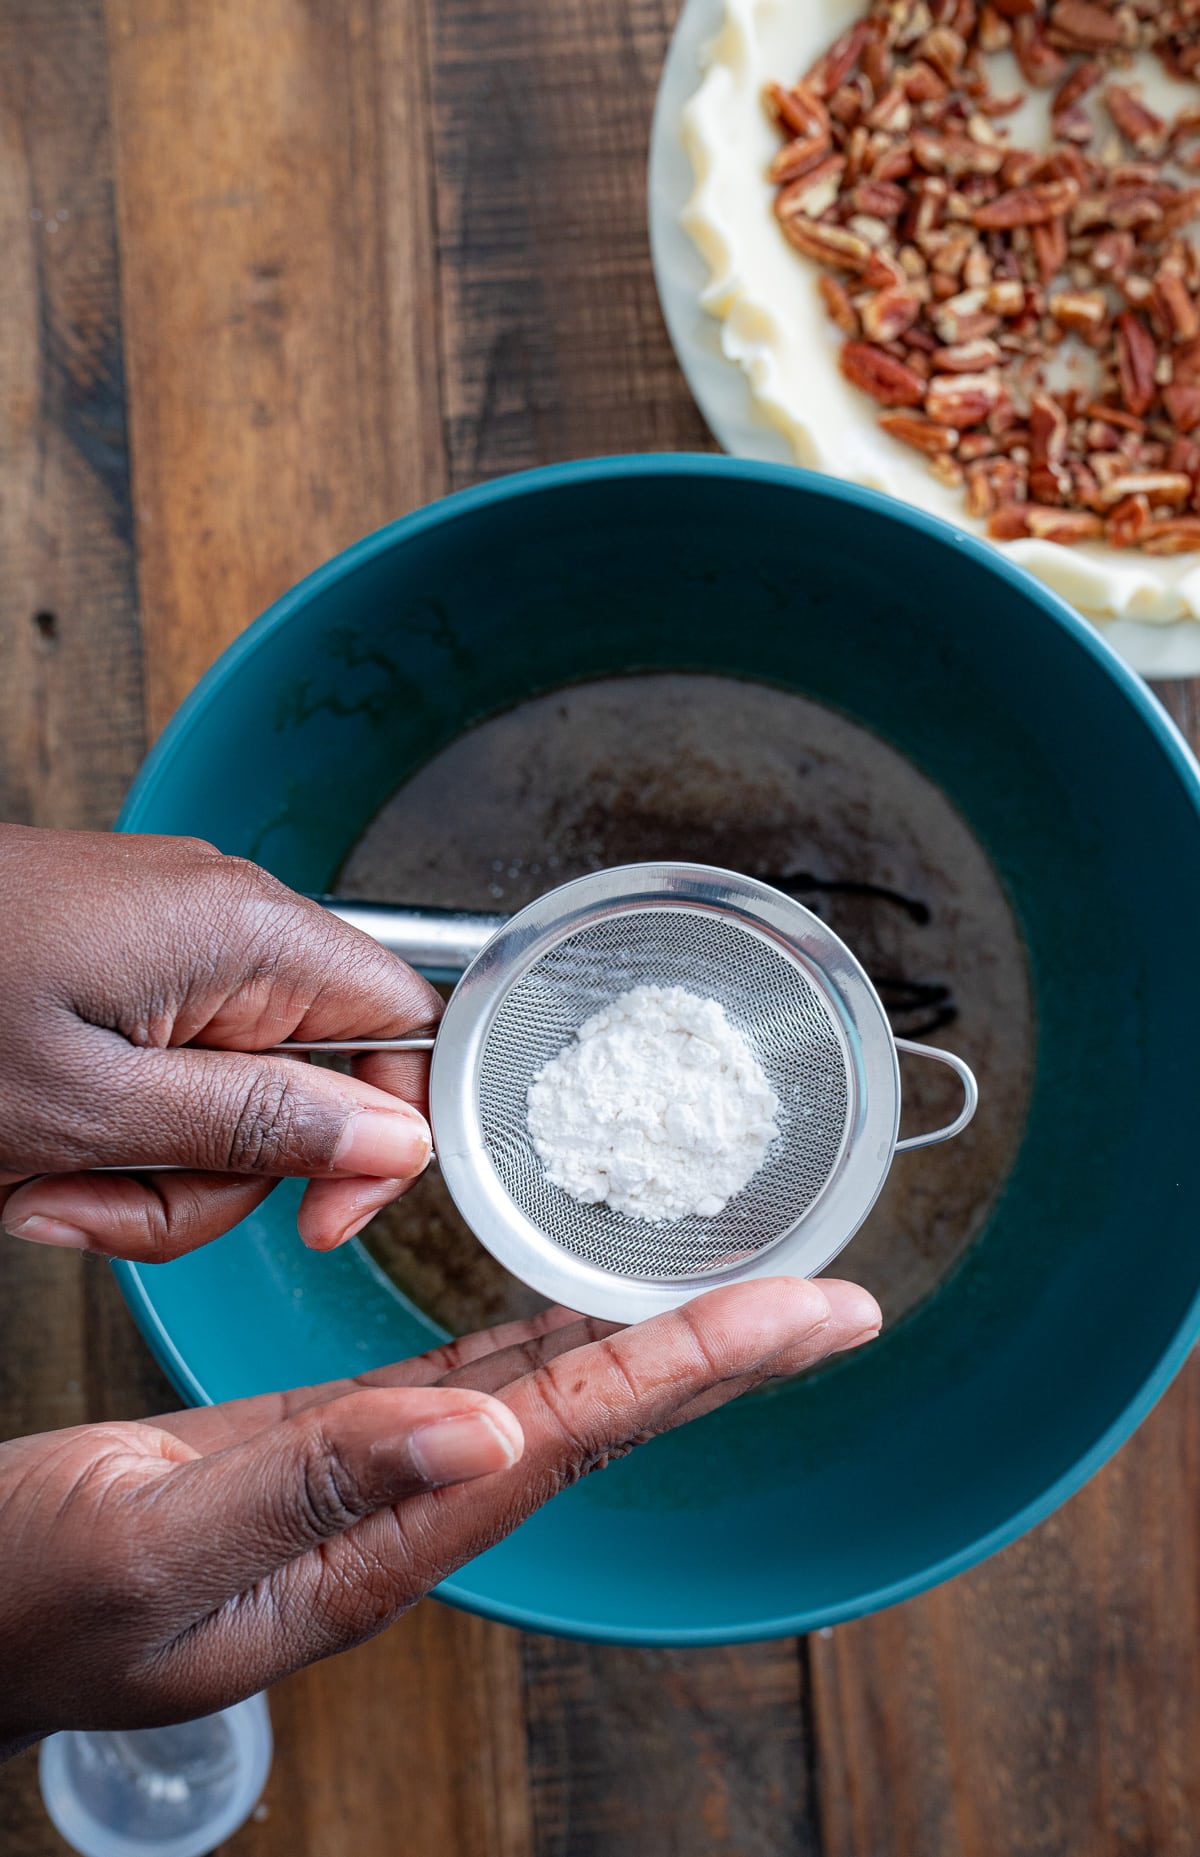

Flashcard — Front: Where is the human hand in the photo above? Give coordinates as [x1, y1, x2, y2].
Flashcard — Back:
[0, 1277, 880, 1759]
[0, 825, 443, 1258]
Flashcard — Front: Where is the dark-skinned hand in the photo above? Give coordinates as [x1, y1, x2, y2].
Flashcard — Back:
[0, 826, 881, 1758]
[0, 824, 443, 1257]
[0, 1282, 880, 1759]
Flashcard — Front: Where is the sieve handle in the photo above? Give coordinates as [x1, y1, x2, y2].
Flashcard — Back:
[263, 1036, 437, 1053]
[893, 1039, 978, 1151]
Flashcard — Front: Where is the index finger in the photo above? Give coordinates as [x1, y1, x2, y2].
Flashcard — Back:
[242, 1278, 870, 1670]
[153, 1305, 586, 1454]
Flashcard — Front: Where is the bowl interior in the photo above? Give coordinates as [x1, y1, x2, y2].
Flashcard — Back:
[117, 459, 1200, 1642]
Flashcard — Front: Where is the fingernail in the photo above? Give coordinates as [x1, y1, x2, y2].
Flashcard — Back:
[5, 1215, 89, 1249]
[409, 1412, 521, 1485]
[838, 1324, 883, 1352]
[332, 1107, 431, 1180]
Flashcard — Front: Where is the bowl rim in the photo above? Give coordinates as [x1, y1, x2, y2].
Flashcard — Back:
[114, 452, 1200, 1644]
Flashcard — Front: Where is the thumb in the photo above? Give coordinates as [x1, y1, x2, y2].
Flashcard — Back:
[108, 1044, 434, 1179]
[139, 1386, 525, 1630]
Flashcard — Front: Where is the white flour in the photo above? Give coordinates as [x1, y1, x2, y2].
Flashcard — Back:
[526, 984, 779, 1222]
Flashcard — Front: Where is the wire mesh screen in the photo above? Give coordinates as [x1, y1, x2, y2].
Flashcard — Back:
[477, 907, 851, 1280]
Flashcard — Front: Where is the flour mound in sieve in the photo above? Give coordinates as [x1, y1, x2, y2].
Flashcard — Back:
[526, 984, 780, 1223]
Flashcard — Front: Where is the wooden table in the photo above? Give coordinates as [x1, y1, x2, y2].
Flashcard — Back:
[2, 4, 1199, 1852]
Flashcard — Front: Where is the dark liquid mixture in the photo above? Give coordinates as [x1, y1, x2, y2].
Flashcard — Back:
[338, 674, 1033, 1334]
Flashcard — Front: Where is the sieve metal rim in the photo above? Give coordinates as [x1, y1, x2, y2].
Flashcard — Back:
[428, 862, 901, 1325]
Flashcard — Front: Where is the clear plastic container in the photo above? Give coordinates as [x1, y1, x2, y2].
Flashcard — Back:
[38, 1693, 272, 1857]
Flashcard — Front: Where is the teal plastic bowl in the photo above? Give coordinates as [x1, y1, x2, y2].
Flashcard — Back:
[116, 456, 1200, 1645]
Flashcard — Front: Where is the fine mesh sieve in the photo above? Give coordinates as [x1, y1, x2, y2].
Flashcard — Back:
[280, 863, 977, 1323]
[478, 908, 849, 1281]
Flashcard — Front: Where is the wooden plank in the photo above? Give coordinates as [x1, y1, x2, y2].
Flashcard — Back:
[421, 8, 821, 1855]
[106, 0, 449, 738]
[102, 8, 533, 1856]
[427, 0, 712, 487]
[523, 1636, 823, 1857]
[811, 681, 1200, 1857]
[232, 1607, 532, 1857]
[0, 0, 145, 827]
[811, 1265, 1200, 1857]
[0, 2, 170, 1847]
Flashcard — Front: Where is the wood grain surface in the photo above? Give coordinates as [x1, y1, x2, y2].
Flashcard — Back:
[1, 2, 1198, 1853]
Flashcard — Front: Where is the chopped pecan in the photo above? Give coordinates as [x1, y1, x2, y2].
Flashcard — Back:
[780, 217, 873, 271]
[1028, 393, 1072, 502]
[770, 133, 836, 185]
[1141, 516, 1200, 553]
[829, 80, 869, 128]
[976, 3, 1012, 50]
[988, 505, 1033, 538]
[1167, 435, 1200, 476]
[880, 410, 962, 452]
[848, 213, 895, 248]
[1083, 401, 1146, 434]
[873, 141, 917, 183]
[863, 28, 893, 92]
[973, 179, 1079, 228]
[1055, 106, 1095, 146]
[1001, 149, 1042, 190]
[1052, 58, 1102, 117]
[966, 455, 1028, 515]
[775, 157, 846, 217]
[764, 82, 831, 141]
[933, 336, 1004, 370]
[906, 59, 950, 102]
[916, 25, 968, 79]
[926, 369, 1007, 424]
[1022, 505, 1106, 540]
[1150, 189, 1200, 241]
[1105, 492, 1153, 545]
[1103, 189, 1165, 234]
[852, 180, 909, 220]
[1104, 86, 1167, 159]
[862, 284, 924, 341]
[1096, 471, 1193, 506]
[986, 277, 1026, 314]
[1032, 218, 1068, 285]
[1153, 259, 1199, 342]
[818, 273, 860, 335]
[1116, 310, 1158, 415]
[843, 124, 872, 187]
[1172, 335, 1200, 384]
[840, 341, 927, 405]
[1164, 382, 1200, 431]
[866, 81, 914, 133]
[913, 128, 1006, 176]
[806, 20, 873, 99]
[863, 250, 908, 289]
[1046, 0, 1133, 51]
[1090, 228, 1135, 276]
[1048, 288, 1107, 337]
[1012, 16, 1066, 86]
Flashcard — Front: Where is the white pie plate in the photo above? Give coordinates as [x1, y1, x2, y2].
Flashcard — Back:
[648, 0, 1200, 677]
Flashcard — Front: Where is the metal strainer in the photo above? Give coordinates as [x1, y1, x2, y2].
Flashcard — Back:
[286, 863, 977, 1323]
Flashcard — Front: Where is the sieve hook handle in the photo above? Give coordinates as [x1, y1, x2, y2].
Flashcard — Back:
[893, 1039, 978, 1151]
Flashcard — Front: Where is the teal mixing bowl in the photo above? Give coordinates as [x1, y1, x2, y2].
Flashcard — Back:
[115, 455, 1200, 1645]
